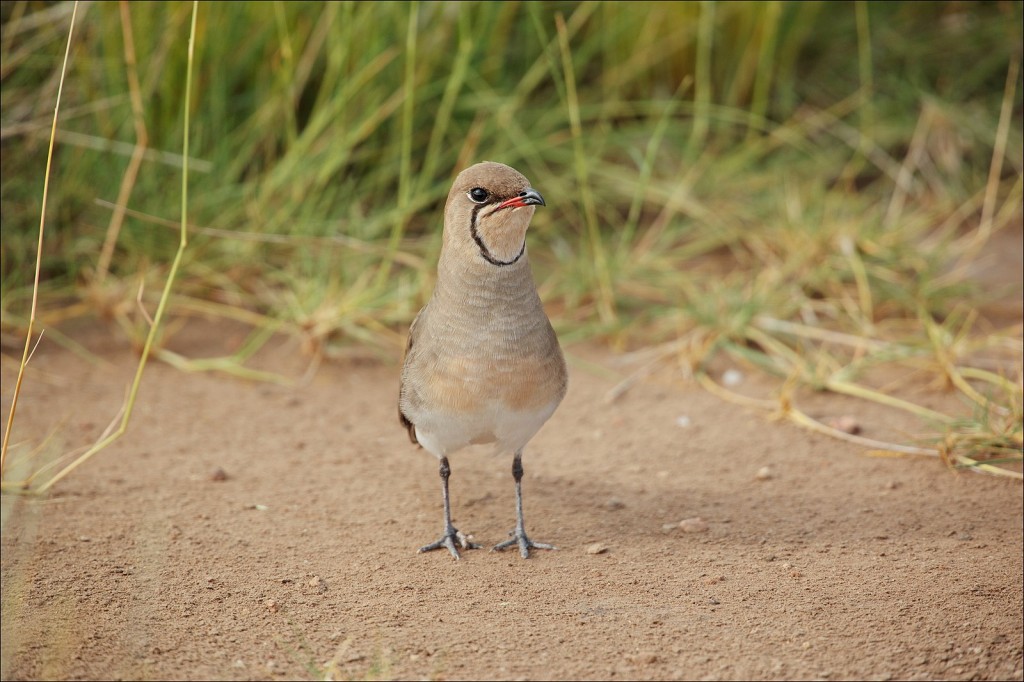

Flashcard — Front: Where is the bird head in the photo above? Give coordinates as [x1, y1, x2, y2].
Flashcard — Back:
[443, 161, 545, 267]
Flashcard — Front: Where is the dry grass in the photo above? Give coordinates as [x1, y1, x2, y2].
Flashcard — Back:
[1, 1, 1021, 489]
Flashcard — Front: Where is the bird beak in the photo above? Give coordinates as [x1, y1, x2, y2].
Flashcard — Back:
[496, 188, 545, 210]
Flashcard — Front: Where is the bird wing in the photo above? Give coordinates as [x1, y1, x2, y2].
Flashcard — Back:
[398, 306, 425, 445]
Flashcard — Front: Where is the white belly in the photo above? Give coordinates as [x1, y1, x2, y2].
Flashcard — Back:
[414, 399, 560, 458]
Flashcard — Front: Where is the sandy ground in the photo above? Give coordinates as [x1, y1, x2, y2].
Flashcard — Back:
[1, 312, 1022, 681]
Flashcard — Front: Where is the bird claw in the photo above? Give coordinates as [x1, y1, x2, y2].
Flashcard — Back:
[418, 527, 481, 560]
[492, 529, 557, 559]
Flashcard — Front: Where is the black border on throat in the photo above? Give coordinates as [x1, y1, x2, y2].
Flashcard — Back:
[469, 204, 526, 267]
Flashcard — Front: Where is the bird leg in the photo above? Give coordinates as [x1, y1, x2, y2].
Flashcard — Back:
[493, 450, 557, 559]
[418, 456, 480, 560]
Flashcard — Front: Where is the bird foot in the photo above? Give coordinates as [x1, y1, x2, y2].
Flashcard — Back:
[418, 526, 481, 560]
[492, 530, 557, 559]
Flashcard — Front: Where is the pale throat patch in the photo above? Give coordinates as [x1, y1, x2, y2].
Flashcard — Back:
[471, 204, 531, 266]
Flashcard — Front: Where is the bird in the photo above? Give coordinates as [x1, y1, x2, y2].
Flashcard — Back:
[399, 161, 568, 560]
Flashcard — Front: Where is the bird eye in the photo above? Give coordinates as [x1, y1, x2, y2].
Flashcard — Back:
[467, 187, 489, 204]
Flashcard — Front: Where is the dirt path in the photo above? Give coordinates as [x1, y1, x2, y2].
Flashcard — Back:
[1, 323, 1022, 681]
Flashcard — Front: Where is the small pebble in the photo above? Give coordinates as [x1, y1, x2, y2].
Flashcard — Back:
[708, 597, 720, 605]
[755, 466, 773, 481]
[264, 599, 278, 613]
[604, 498, 625, 511]
[679, 517, 708, 533]
[586, 542, 608, 555]
[210, 467, 229, 482]
[825, 415, 861, 434]
[307, 576, 327, 593]
[722, 369, 744, 387]
[675, 415, 692, 428]
[661, 523, 678, 533]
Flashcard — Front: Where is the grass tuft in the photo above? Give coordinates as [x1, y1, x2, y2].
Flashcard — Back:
[1, 2, 1021, 485]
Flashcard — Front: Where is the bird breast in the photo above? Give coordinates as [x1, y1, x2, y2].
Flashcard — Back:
[401, 247, 567, 455]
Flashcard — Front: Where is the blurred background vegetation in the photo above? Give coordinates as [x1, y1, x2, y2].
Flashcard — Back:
[1, 1, 1022, 477]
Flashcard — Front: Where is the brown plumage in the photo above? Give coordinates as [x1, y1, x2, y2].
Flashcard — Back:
[399, 161, 567, 559]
